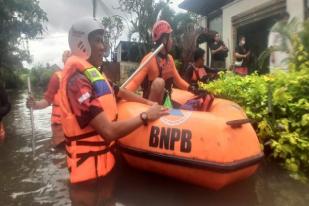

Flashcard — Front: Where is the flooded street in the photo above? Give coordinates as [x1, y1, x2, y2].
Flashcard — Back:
[1, 90, 309, 206]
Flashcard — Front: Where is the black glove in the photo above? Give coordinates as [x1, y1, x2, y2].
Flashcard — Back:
[200, 75, 211, 84]
[188, 84, 199, 95]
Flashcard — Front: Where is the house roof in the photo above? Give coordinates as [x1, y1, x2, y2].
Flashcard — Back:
[179, 0, 234, 16]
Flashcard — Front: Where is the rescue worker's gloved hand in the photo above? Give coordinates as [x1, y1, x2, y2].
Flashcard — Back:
[188, 84, 199, 95]
[188, 84, 213, 97]
[200, 75, 212, 84]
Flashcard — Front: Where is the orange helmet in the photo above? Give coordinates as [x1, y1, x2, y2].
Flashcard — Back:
[152, 20, 173, 42]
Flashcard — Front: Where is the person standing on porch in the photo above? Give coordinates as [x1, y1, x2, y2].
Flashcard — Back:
[209, 32, 229, 69]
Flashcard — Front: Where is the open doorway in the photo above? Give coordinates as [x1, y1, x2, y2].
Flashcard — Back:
[232, 0, 286, 73]
[236, 14, 281, 73]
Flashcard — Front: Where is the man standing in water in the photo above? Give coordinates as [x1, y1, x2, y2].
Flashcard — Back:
[26, 50, 71, 148]
[0, 83, 11, 142]
[60, 17, 167, 184]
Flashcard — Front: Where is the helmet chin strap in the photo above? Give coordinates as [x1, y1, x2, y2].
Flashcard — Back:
[157, 34, 170, 59]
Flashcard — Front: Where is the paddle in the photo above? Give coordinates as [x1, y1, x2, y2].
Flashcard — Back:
[120, 43, 164, 89]
[27, 76, 36, 156]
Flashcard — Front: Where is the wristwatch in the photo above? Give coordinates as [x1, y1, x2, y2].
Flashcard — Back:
[140, 112, 148, 126]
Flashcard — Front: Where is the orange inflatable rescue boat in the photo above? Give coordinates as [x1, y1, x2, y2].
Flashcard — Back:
[117, 89, 263, 190]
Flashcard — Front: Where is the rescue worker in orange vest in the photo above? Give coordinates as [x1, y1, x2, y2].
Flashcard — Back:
[184, 48, 209, 85]
[26, 50, 71, 148]
[60, 17, 168, 184]
[124, 20, 196, 104]
[0, 83, 11, 142]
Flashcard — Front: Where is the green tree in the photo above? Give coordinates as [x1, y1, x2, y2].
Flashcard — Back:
[0, 0, 47, 77]
[30, 63, 55, 89]
[118, 0, 198, 65]
[101, 16, 124, 59]
[119, 0, 155, 46]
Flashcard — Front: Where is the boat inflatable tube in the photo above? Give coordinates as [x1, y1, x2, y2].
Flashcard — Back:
[117, 89, 263, 190]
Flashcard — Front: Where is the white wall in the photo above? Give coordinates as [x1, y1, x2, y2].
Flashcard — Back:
[116, 43, 122, 62]
[287, 0, 305, 21]
[221, 0, 305, 66]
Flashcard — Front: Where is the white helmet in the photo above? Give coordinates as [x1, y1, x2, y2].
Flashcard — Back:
[68, 17, 104, 59]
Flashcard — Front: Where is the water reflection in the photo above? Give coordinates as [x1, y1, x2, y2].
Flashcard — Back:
[0, 90, 309, 206]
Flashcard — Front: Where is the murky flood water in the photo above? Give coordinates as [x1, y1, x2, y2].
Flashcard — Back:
[1, 90, 309, 206]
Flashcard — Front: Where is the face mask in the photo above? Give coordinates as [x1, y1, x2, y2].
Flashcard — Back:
[241, 40, 246, 45]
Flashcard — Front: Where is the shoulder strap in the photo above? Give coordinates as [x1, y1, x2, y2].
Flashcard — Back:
[155, 55, 163, 78]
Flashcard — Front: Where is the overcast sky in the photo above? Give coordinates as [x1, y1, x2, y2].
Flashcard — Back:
[26, 0, 185, 68]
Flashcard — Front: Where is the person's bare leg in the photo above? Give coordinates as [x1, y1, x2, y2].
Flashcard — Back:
[148, 78, 165, 104]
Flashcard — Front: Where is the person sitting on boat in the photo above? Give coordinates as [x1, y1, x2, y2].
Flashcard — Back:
[26, 50, 71, 148]
[0, 83, 11, 142]
[59, 17, 168, 184]
[184, 48, 210, 85]
[125, 20, 196, 104]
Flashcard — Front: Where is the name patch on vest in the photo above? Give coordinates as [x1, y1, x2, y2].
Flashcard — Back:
[149, 126, 192, 153]
[84, 67, 112, 97]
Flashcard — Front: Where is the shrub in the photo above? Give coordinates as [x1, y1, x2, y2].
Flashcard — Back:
[200, 67, 309, 181]
[199, 50, 309, 181]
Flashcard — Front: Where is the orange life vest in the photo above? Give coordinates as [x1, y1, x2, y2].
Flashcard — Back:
[51, 71, 62, 124]
[59, 55, 118, 184]
[126, 52, 189, 98]
[192, 66, 207, 82]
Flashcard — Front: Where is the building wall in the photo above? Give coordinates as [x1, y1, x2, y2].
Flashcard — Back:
[116, 43, 122, 62]
[221, 0, 305, 66]
[119, 61, 139, 84]
[286, 0, 305, 21]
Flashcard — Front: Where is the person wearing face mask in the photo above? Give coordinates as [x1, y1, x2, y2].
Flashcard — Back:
[59, 17, 168, 184]
[26, 50, 71, 148]
[234, 36, 250, 75]
[125, 20, 194, 105]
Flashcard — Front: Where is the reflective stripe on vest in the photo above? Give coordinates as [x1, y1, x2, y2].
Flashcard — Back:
[51, 71, 62, 124]
[59, 56, 117, 183]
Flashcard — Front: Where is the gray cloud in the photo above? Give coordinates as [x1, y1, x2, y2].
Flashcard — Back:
[27, 0, 185, 67]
